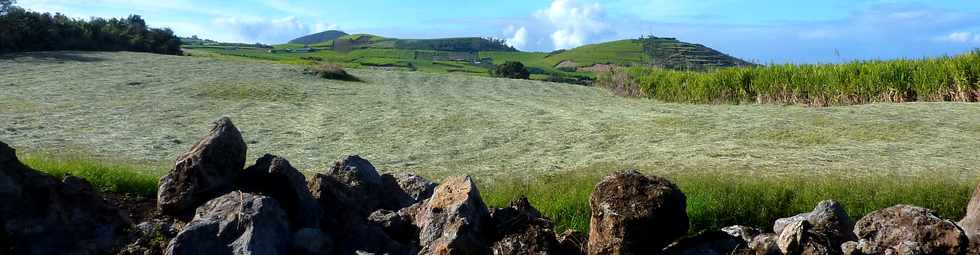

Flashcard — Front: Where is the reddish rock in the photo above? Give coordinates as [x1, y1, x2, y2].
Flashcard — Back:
[849, 205, 968, 255]
[158, 117, 247, 218]
[587, 170, 688, 254]
[412, 176, 491, 255]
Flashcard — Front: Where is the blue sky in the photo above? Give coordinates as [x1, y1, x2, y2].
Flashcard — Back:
[17, 0, 980, 63]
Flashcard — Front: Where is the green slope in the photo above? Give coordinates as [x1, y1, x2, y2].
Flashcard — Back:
[288, 30, 349, 45]
[541, 37, 754, 70]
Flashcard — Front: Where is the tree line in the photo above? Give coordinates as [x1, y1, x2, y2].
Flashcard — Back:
[0, 1, 182, 55]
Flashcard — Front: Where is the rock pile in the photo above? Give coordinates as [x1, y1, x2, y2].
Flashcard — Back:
[1, 117, 978, 255]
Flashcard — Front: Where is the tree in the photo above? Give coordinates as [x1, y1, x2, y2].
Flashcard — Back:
[492, 61, 531, 80]
[0, 0, 14, 15]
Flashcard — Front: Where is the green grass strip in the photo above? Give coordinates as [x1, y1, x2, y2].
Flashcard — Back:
[20, 153, 163, 197]
[482, 170, 975, 235]
[17, 154, 973, 236]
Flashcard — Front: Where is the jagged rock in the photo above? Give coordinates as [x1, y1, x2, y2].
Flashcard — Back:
[959, 182, 980, 242]
[749, 234, 782, 255]
[369, 209, 419, 247]
[380, 173, 437, 210]
[587, 170, 688, 254]
[310, 156, 417, 254]
[722, 225, 763, 244]
[165, 191, 290, 255]
[774, 213, 811, 236]
[772, 200, 856, 254]
[778, 220, 809, 255]
[158, 117, 247, 218]
[662, 231, 747, 255]
[291, 228, 333, 255]
[120, 219, 181, 255]
[556, 229, 588, 255]
[239, 154, 322, 229]
[411, 175, 491, 255]
[807, 200, 857, 248]
[848, 205, 968, 255]
[343, 220, 418, 255]
[489, 196, 560, 255]
[0, 141, 131, 255]
[310, 155, 384, 220]
[841, 240, 879, 255]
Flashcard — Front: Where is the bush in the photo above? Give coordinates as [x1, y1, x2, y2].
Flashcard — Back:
[492, 61, 531, 80]
[306, 64, 360, 82]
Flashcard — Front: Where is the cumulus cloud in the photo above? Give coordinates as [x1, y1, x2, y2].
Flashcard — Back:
[504, 25, 529, 50]
[535, 0, 610, 50]
[208, 16, 335, 44]
[936, 32, 980, 43]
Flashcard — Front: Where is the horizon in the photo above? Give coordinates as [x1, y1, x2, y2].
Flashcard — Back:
[16, 0, 980, 63]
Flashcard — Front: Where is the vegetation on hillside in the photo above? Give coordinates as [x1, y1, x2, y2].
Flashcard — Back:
[599, 50, 980, 105]
[0, 2, 181, 55]
[542, 37, 754, 70]
[289, 30, 349, 45]
[492, 61, 531, 80]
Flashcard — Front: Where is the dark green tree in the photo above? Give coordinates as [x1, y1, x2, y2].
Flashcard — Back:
[492, 61, 531, 80]
[0, 0, 13, 15]
[0, 7, 181, 55]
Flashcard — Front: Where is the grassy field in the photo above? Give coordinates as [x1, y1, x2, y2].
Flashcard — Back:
[603, 51, 980, 105]
[2, 51, 978, 234]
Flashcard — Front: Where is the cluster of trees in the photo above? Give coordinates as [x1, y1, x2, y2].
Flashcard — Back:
[395, 37, 517, 52]
[0, 1, 181, 55]
[492, 61, 530, 80]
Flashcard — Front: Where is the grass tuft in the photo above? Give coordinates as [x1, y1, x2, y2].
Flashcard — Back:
[306, 63, 361, 82]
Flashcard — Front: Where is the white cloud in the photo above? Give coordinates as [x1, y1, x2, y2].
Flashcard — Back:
[209, 16, 327, 43]
[504, 25, 529, 50]
[535, 0, 610, 50]
[166, 16, 331, 44]
[935, 32, 980, 43]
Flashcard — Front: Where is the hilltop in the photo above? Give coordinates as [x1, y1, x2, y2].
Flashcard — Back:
[185, 33, 753, 84]
[542, 36, 754, 70]
[288, 30, 349, 45]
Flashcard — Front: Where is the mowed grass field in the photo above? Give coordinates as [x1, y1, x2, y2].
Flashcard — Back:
[2, 51, 979, 232]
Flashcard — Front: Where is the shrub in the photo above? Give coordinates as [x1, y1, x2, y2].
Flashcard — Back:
[492, 61, 531, 80]
[306, 64, 360, 82]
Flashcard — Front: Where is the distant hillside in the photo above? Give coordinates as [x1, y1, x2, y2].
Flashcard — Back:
[289, 30, 349, 45]
[292, 32, 517, 52]
[545, 36, 754, 70]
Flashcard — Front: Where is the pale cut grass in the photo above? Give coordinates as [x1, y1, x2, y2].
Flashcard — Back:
[0, 52, 978, 183]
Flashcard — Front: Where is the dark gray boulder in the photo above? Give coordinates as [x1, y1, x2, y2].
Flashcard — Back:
[0, 141, 131, 255]
[380, 173, 436, 210]
[489, 196, 560, 255]
[239, 154, 322, 229]
[158, 117, 247, 218]
[165, 191, 291, 255]
[662, 231, 747, 255]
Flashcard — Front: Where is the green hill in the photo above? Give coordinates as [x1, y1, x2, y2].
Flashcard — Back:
[543, 36, 754, 70]
[289, 30, 349, 45]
